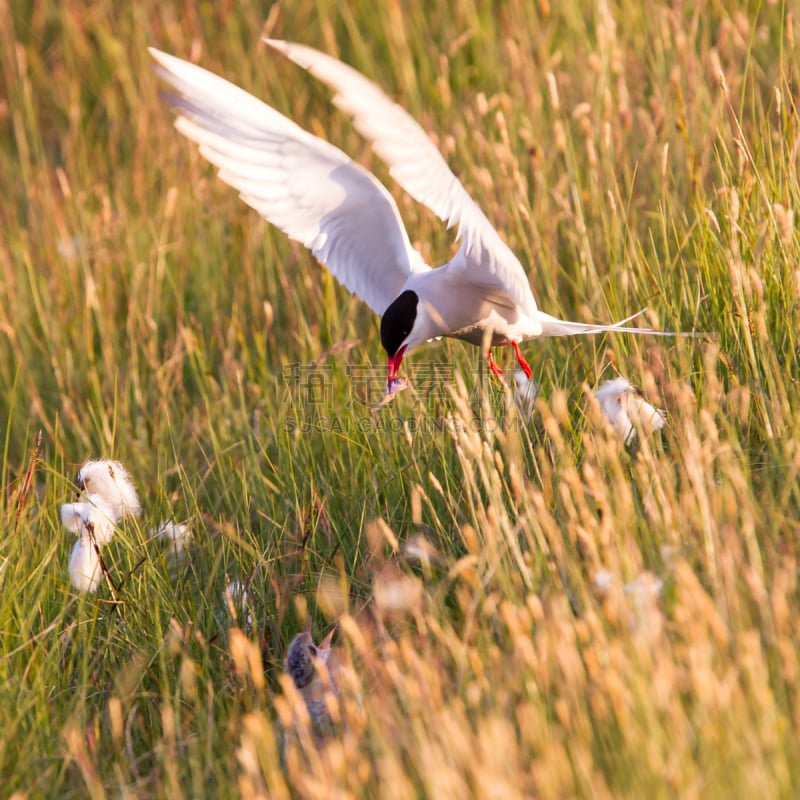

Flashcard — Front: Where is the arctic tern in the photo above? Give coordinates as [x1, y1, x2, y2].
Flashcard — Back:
[151, 41, 673, 395]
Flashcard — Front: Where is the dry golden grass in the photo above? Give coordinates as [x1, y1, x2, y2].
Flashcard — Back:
[1, 0, 799, 796]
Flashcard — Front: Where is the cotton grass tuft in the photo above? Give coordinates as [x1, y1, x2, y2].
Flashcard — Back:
[154, 520, 192, 552]
[60, 496, 116, 546]
[593, 377, 666, 443]
[61, 459, 141, 592]
[76, 460, 141, 521]
[68, 538, 102, 594]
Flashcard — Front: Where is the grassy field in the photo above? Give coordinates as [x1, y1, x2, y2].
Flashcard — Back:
[2, 0, 800, 796]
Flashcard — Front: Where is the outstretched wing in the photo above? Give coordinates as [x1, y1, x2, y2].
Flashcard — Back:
[150, 48, 429, 315]
[266, 39, 539, 317]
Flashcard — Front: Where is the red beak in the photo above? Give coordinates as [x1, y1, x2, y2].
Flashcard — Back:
[387, 345, 408, 390]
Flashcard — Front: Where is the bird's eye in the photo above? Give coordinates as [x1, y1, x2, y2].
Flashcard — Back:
[308, 644, 317, 657]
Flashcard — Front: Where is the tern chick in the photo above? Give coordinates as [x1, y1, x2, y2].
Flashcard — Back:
[285, 627, 338, 735]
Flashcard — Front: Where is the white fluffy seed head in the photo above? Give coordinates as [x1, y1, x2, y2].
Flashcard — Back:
[155, 521, 192, 552]
[594, 378, 665, 444]
[68, 538, 102, 593]
[624, 571, 663, 600]
[60, 495, 117, 546]
[593, 568, 620, 595]
[514, 370, 539, 420]
[224, 580, 254, 632]
[76, 460, 141, 521]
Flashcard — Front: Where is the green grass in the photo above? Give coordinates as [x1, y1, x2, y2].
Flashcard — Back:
[2, 0, 800, 796]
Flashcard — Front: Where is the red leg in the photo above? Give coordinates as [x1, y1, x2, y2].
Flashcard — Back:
[487, 350, 505, 381]
[511, 341, 532, 379]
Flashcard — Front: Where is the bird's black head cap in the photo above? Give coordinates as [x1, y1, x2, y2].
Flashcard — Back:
[380, 290, 418, 357]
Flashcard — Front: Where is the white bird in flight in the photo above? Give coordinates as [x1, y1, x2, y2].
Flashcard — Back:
[151, 41, 674, 395]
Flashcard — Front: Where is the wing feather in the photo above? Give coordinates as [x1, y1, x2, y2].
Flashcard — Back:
[150, 48, 428, 315]
[266, 39, 538, 316]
